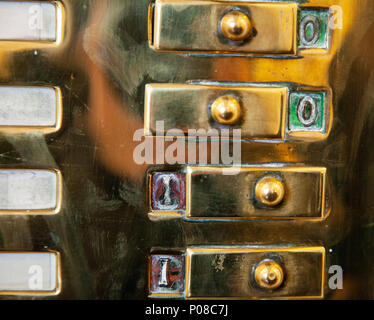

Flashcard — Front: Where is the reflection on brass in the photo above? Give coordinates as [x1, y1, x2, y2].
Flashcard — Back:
[211, 95, 241, 125]
[150, 0, 297, 55]
[185, 247, 325, 299]
[219, 10, 252, 42]
[255, 176, 285, 207]
[254, 260, 284, 290]
[186, 166, 328, 220]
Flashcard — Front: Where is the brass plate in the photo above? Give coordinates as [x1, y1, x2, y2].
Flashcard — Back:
[0, 251, 61, 296]
[186, 166, 328, 220]
[145, 83, 287, 140]
[150, 0, 297, 55]
[185, 247, 325, 299]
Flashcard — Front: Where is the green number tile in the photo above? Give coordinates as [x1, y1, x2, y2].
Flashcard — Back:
[289, 92, 326, 132]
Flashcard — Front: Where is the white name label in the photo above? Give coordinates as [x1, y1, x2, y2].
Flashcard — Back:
[0, 1, 58, 41]
[0, 86, 62, 133]
[0, 169, 61, 214]
[0, 252, 60, 294]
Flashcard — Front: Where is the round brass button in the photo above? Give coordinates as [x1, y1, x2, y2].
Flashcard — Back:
[255, 176, 285, 207]
[220, 11, 252, 42]
[254, 260, 284, 290]
[211, 96, 241, 125]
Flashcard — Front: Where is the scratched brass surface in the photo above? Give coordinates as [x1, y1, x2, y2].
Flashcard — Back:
[0, 0, 373, 300]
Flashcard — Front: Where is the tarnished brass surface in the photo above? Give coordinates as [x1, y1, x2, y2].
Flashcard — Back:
[0, 0, 373, 300]
[185, 247, 325, 299]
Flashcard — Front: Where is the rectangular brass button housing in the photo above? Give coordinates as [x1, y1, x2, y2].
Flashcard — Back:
[0, 169, 62, 215]
[186, 166, 327, 220]
[150, 0, 297, 55]
[145, 83, 287, 140]
[0, 1, 64, 43]
[185, 247, 325, 299]
[0, 251, 61, 296]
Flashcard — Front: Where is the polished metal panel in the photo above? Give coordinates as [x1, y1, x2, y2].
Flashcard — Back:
[186, 166, 328, 220]
[0, 169, 62, 215]
[0, 251, 61, 295]
[150, 0, 297, 54]
[0, 86, 62, 133]
[185, 247, 325, 299]
[0, 0, 372, 300]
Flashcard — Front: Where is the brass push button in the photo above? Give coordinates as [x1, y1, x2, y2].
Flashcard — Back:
[211, 96, 241, 125]
[219, 10, 252, 42]
[254, 260, 284, 290]
[255, 176, 285, 207]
